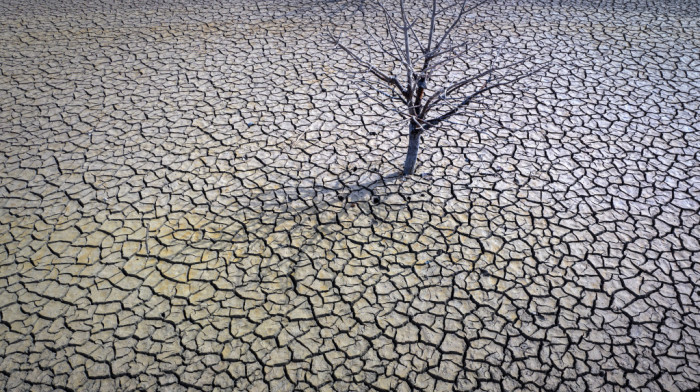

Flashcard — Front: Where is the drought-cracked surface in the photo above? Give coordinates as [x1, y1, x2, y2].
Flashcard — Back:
[1, 0, 700, 390]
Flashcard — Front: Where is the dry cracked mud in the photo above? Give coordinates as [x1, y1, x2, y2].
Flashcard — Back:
[1, 0, 699, 391]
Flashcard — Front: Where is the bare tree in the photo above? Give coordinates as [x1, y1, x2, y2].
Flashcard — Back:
[329, 0, 538, 175]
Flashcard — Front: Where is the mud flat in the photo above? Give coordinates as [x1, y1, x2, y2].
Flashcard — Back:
[0, 0, 699, 390]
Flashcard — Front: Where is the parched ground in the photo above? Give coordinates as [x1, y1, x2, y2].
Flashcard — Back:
[1, 0, 699, 390]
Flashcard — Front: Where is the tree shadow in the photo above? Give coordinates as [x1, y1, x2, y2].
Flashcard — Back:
[296, 170, 405, 205]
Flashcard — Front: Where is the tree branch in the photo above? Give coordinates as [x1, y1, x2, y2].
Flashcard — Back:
[328, 29, 408, 99]
[426, 67, 537, 126]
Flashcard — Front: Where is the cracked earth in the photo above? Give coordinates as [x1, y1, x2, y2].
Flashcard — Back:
[1, 0, 700, 390]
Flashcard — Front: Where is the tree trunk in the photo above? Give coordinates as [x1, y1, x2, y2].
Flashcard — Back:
[403, 125, 421, 175]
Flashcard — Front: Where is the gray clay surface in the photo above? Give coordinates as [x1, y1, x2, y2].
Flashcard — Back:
[1, 0, 699, 390]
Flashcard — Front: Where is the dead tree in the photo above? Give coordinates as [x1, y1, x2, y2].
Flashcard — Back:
[329, 0, 538, 175]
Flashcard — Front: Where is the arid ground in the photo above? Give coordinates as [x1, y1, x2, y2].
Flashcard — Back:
[1, 0, 699, 390]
